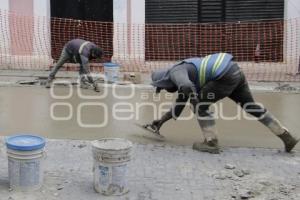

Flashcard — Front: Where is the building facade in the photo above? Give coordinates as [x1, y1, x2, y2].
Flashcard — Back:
[0, 0, 299, 69]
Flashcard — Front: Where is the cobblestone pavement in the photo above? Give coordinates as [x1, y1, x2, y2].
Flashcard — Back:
[0, 138, 299, 200]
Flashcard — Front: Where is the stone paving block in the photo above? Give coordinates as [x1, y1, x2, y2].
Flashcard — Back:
[0, 138, 299, 199]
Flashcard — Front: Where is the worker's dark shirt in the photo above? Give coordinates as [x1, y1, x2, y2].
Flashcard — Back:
[168, 61, 239, 119]
[65, 39, 98, 66]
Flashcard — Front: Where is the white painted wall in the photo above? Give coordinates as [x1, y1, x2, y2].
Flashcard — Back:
[130, 0, 145, 59]
[285, 0, 300, 19]
[0, 0, 8, 10]
[113, 0, 145, 71]
[0, 0, 10, 57]
[0, 0, 51, 69]
[113, 0, 128, 58]
[33, 0, 52, 62]
[285, 0, 300, 68]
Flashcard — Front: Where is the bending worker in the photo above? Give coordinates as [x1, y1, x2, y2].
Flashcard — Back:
[149, 53, 299, 154]
[45, 39, 103, 92]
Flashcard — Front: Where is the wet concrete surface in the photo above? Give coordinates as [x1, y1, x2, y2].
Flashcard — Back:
[0, 85, 299, 150]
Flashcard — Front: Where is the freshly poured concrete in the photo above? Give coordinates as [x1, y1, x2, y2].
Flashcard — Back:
[0, 86, 299, 150]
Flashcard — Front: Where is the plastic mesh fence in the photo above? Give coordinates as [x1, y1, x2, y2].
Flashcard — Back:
[0, 10, 299, 81]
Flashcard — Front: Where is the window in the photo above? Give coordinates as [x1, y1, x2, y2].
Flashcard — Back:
[146, 0, 284, 23]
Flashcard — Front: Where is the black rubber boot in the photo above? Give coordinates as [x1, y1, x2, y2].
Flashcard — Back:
[45, 78, 53, 88]
[192, 139, 220, 154]
[150, 111, 173, 133]
[80, 77, 90, 89]
[278, 130, 299, 152]
[197, 114, 218, 144]
[93, 83, 100, 92]
[259, 112, 299, 152]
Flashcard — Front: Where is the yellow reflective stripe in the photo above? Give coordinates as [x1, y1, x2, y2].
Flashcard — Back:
[212, 53, 226, 75]
[211, 54, 223, 75]
[199, 59, 205, 86]
[199, 55, 211, 86]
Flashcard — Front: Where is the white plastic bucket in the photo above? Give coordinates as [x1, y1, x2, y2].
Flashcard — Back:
[91, 138, 133, 196]
[103, 63, 120, 83]
[5, 135, 46, 191]
[7, 149, 45, 191]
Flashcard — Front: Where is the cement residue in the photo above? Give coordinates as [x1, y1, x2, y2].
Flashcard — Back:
[0, 139, 299, 200]
[91, 138, 132, 151]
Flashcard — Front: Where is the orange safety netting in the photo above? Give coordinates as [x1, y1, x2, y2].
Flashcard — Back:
[0, 10, 299, 81]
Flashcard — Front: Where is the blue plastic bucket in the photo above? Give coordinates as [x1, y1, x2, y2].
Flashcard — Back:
[6, 135, 46, 191]
[103, 63, 120, 83]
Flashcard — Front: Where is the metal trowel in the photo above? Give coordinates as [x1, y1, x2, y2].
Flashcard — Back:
[134, 123, 165, 140]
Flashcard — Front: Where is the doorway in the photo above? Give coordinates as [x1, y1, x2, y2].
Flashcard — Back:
[50, 0, 113, 61]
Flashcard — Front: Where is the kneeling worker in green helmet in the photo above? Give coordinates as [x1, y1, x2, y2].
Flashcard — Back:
[147, 53, 299, 154]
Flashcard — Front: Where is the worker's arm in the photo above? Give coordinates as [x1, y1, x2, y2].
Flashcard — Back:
[170, 68, 199, 116]
[150, 92, 189, 133]
[151, 68, 200, 132]
[80, 55, 94, 84]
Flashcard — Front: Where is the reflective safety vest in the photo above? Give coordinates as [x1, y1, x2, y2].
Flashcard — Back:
[183, 53, 233, 88]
